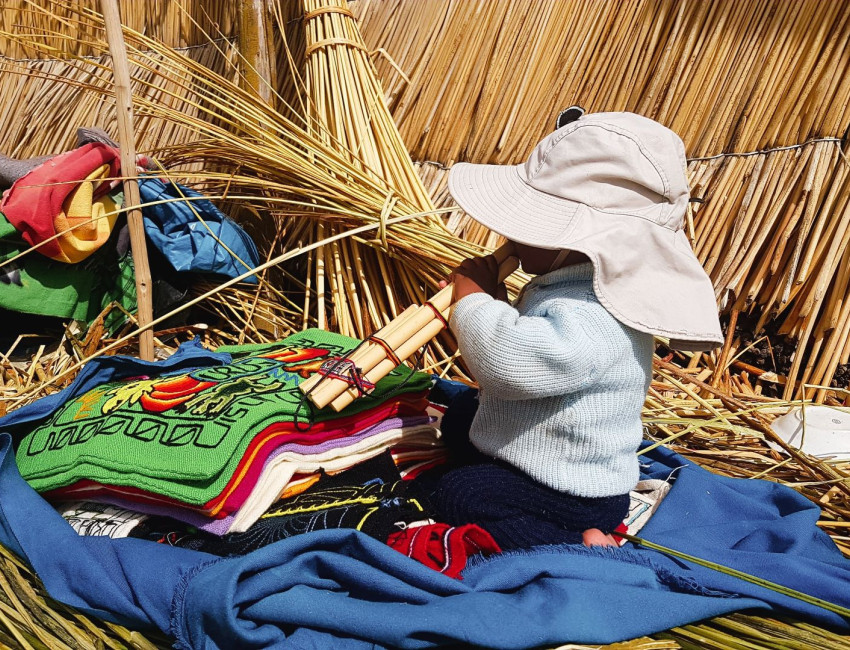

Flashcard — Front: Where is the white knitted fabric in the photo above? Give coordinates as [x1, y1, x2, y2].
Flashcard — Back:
[449, 262, 653, 497]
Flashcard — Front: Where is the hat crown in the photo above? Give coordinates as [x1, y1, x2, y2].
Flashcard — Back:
[522, 112, 689, 229]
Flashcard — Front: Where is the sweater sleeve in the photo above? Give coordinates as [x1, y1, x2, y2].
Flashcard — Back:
[449, 292, 603, 400]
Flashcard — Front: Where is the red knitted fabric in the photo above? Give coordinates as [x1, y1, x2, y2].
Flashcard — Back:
[1, 143, 119, 258]
[387, 522, 501, 579]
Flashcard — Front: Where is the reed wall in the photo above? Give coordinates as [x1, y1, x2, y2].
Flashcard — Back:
[1, 0, 849, 397]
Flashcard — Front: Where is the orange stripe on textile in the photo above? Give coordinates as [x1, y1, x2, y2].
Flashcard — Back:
[53, 163, 120, 263]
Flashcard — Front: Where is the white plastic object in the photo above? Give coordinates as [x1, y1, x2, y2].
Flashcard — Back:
[769, 406, 850, 461]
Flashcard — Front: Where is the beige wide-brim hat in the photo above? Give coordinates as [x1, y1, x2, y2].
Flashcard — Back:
[448, 111, 722, 351]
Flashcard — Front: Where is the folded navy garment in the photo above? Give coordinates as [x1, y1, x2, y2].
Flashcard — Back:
[0, 380, 848, 648]
[138, 178, 260, 283]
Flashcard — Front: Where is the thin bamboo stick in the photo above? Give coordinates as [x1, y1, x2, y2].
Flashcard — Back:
[100, 0, 153, 361]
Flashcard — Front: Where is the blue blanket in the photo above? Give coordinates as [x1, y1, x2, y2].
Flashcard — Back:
[0, 366, 848, 647]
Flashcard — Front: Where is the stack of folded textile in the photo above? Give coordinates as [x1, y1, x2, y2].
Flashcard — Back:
[14, 329, 461, 549]
[53, 446, 500, 579]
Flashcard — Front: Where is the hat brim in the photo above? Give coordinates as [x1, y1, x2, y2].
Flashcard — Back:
[448, 162, 723, 350]
[448, 162, 580, 249]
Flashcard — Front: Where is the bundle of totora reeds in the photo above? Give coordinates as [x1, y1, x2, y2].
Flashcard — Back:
[353, 0, 850, 401]
[4, 0, 850, 396]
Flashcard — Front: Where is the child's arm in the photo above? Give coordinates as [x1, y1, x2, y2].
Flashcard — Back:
[450, 293, 604, 400]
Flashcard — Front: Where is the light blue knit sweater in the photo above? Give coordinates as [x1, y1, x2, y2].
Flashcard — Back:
[449, 262, 654, 497]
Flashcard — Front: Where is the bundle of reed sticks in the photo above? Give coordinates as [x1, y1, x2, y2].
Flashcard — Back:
[0, 0, 237, 59]
[6, 0, 850, 397]
[300, 244, 518, 411]
[0, 0, 528, 387]
[687, 142, 850, 401]
[354, 0, 850, 163]
[290, 0, 447, 345]
[0, 40, 239, 161]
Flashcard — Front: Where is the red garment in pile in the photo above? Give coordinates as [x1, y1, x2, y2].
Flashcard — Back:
[0, 143, 120, 259]
[387, 523, 501, 579]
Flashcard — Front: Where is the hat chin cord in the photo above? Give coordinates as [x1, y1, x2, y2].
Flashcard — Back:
[547, 249, 571, 273]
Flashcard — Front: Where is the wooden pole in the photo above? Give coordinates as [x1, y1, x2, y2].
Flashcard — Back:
[238, 0, 278, 108]
[101, 0, 154, 361]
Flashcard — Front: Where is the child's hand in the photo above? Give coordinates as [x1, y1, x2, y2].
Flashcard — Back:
[450, 255, 504, 301]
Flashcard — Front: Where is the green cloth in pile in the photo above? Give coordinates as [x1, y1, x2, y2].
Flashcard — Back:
[15, 329, 430, 504]
[0, 211, 136, 330]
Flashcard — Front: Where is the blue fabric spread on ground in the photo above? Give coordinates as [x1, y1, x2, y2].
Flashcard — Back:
[0, 375, 848, 648]
[138, 178, 260, 283]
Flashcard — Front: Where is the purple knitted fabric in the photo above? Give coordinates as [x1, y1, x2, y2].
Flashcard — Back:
[262, 415, 432, 458]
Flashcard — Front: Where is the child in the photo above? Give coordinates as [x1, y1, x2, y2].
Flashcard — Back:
[436, 111, 722, 548]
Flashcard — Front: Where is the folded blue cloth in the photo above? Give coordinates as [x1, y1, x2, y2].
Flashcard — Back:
[0, 377, 848, 648]
[138, 178, 260, 283]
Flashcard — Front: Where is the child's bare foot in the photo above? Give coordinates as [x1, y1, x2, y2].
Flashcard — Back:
[582, 528, 618, 548]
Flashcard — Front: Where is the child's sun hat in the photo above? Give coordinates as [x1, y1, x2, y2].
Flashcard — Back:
[447, 110, 722, 351]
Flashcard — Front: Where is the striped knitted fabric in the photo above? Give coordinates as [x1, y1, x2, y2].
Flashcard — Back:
[43, 402, 429, 512]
